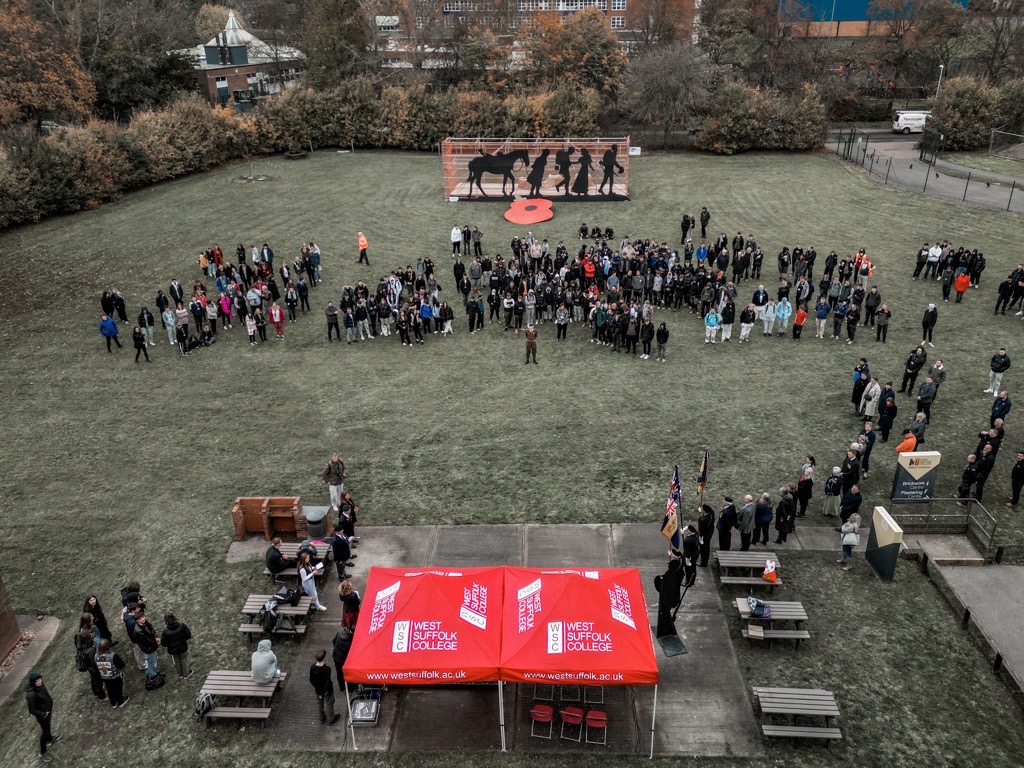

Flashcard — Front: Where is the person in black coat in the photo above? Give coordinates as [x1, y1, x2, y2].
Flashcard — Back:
[841, 449, 861, 493]
[331, 525, 353, 581]
[921, 303, 938, 346]
[25, 672, 59, 762]
[696, 504, 715, 567]
[1006, 450, 1024, 507]
[266, 538, 297, 576]
[900, 347, 927, 395]
[83, 595, 113, 642]
[717, 498, 738, 552]
[655, 553, 685, 638]
[680, 525, 698, 587]
[754, 493, 773, 545]
[160, 613, 193, 679]
[796, 472, 814, 518]
[774, 486, 796, 543]
[839, 485, 863, 525]
[75, 629, 106, 701]
[332, 627, 353, 688]
[310, 649, 340, 725]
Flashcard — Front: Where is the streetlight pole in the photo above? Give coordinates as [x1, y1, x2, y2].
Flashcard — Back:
[935, 63, 945, 101]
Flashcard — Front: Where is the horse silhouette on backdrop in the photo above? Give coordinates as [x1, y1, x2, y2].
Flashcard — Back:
[465, 149, 530, 198]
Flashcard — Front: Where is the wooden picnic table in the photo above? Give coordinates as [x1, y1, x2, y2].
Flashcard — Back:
[752, 687, 842, 745]
[717, 551, 780, 576]
[734, 598, 807, 626]
[242, 594, 314, 618]
[735, 598, 810, 650]
[201, 670, 284, 702]
[200, 670, 286, 728]
[238, 594, 314, 642]
[716, 552, 783, 593]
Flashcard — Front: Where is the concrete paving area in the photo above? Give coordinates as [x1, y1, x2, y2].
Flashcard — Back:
[257, 523, 764, 757]
[937, 565, 1024, 687]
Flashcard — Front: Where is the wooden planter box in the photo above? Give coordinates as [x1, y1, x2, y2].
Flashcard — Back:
[232, 496, 304, 540]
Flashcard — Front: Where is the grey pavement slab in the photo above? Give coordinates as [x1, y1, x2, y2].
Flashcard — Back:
[356, 524, 434, 569]
[0, 616, 61, 708]
[526, 524, 611, 567]
[431, 525, 523, 566]
[936, 565, 1024, 684]
[393, 685, 504, 751]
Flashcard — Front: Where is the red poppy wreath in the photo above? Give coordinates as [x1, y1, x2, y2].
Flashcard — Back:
[504, 198, 554, 225]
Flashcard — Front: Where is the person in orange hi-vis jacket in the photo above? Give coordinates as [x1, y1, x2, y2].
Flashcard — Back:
[357, 232, 369, 266]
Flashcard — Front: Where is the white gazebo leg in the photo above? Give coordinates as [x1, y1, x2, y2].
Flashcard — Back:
[498, 681, 507, 751]
[649, 684, 658, 759]
[346, 681, 357, 750]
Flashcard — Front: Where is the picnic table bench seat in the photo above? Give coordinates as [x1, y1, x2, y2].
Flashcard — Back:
[741, 627, 811, 649]
[720, 575, 782, 592]
[205, 706, 273, 728]
[238, 622, 308, 638]
[761, 724, 843, 743]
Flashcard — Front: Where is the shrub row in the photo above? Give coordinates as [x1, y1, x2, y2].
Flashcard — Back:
[0, 81, 603, 230]
[930, 77, 1024, 152]
[694, 83, 827, 155]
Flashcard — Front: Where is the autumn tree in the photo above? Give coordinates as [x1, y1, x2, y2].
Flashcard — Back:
[966, 0, 1024, 83]
[625, 0, 692, 48]
[519, 9, 625, 100]
[300, 0, 372, 87]
[196, 4, 247, 42]
[0, 0, 95, 128]
[866, 0, 966, 92]
[621, 43, 716, 144]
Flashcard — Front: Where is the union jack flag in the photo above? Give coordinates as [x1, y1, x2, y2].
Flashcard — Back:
[660, 465, 681, 549]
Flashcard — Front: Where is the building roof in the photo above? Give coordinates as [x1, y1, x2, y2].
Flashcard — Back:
[177, 11, 305, 71]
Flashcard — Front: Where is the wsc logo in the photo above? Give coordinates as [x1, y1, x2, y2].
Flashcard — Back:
[547, 621, 563, 654]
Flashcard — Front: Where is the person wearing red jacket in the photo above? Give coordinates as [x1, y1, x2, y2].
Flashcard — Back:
[954, 272, 971, 303]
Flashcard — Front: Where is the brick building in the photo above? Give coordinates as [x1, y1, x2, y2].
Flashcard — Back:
[178, 12, 305, 107]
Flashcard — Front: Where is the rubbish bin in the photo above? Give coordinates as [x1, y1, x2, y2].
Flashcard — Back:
[305, 506, 330, 539]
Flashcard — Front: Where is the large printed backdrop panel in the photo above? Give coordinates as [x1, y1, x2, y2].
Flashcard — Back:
[442, 137, 630, 202]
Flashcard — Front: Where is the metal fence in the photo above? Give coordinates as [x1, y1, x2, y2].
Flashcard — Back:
[831, 128, 1024, 215]
[887, 497, 999, 556]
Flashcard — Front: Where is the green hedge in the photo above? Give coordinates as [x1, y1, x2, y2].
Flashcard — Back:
[695, 83, 827, 155]
[0, 82, 607, 230]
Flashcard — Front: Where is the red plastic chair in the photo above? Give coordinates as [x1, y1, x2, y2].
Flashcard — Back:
[530, 704, 554, 739]
[559, 706, 585, 742]
[585, 709, 608, 746]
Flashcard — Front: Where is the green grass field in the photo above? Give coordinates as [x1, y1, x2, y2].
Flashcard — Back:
[1, 149, 1022, 767]
[944, 150, 1024, 179]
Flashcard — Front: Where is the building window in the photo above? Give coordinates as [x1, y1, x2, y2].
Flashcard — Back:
[611, 0, 626, 9]
[610, 15, 625, 27]
[519, 0, 550, 9]
[554, 0, 605, 8]
[215, 75, 228, 83]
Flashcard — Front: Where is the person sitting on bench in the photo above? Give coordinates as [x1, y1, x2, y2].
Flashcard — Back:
[265, 538, 296, 577]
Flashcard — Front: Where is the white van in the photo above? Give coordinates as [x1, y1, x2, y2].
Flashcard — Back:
[892, 111, 931, 134]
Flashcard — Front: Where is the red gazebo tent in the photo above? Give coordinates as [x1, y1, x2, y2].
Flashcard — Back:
[343, 566, 506, 748]
[500, 567, 660, 755]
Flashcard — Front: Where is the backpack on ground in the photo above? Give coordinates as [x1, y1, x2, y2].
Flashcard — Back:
[274, 614, 297, 633]
[194, 692, 215, 721]
[145, 672, 166, 691]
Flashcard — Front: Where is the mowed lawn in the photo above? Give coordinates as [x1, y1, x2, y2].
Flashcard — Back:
[0, 150, 1022, 767]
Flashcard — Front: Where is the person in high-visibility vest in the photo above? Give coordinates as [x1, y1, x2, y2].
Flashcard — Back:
[357, 232, 369, 266]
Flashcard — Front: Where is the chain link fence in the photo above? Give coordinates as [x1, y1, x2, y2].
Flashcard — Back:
[831, 128, 1024, 215]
